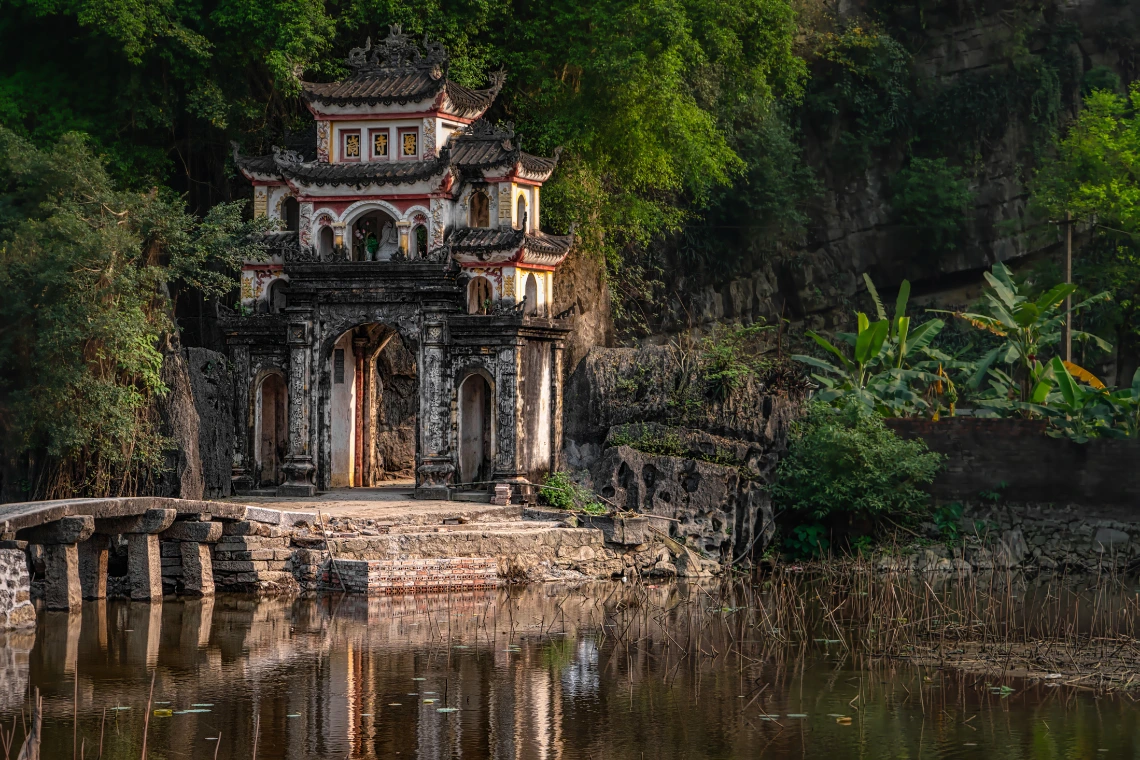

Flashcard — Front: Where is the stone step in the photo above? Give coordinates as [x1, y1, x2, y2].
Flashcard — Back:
[450, 490, 492, 503]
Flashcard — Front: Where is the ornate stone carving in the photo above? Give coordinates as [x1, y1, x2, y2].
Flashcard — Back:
[422, 117, 436, 158]
[299, 203, 314, 249]
[495, 347, 518, 473]
[253, 187, 268, 218]
[345, 26, 447, 75]
[498, 184, 513, 222]
[316, 120, 330, 162]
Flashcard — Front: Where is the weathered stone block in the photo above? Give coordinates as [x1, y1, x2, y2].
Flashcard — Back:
[245, 506, 282, 525]
[96, 508, 177, 536]
[21, 516, 94, 545]
[161, 520, 223, 543]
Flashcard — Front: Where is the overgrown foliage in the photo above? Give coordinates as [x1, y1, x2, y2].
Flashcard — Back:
[538, 471, 607, 515]
[771, 401, 943, 524]
[0, 128, 260, 498]
[889, 158, 972, 252]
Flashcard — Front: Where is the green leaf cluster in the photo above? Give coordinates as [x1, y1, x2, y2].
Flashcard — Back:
[771, 401, 943, 523]
[0, 127, 262, 497]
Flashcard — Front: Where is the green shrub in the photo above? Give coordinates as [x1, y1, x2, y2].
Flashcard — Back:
[539, 471, 607, 514]
[772, 402, 943, 523]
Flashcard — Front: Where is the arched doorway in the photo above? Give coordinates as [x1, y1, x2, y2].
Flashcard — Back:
[318, 225, 334, 258]
[458, 373, 493, 486]
[516, 195, 527, 229]
[255, 373, 287, 487]
[283, 197, 299, 232]
[469, 189, 490, 227]
[468, 276, 492, 314]
[351, 210, 399, 261]
[323, 324, 418, 489]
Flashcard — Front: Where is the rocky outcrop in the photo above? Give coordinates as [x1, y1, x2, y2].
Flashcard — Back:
[563, 346, 797, 467]
[563, 346, 796, 565]
[154, 348, 234, 500]
[154, 350, 205, 499]
[183, 348, 234, 499]
[590, 444, 773, 563]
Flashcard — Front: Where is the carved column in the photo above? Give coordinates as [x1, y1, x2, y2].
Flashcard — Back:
[415, 319, 454, 499]
[279, 309, 317, 496]
[229, 342, 254, 494]
[493, 342, 523, 482]
[353, 335, 367, 488]
[550, 342, 564, 473]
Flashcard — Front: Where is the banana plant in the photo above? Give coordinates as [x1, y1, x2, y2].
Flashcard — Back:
[932, 262, 1112, 400]
[794, 274, 946, 416]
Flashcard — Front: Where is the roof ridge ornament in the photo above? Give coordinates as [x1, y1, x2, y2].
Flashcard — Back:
[345, 25, 448, 76]
[464, 119, 515, 141]
[272, 145, 304, 167]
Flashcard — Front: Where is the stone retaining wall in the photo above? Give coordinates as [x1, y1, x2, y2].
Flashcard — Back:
[886, 417, 1140, 506]
[0, 549, 34, 629]
[324, 557, 500, 593]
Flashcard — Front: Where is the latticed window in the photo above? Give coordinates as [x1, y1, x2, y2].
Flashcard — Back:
[334, 349, 345, 383]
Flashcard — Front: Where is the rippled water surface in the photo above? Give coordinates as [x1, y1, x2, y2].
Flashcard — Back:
[3, 585, 1140, 759]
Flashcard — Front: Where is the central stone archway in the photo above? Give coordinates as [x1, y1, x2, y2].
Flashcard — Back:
[318, 320, 420, 490]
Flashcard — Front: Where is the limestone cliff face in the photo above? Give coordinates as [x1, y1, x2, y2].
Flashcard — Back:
[645, 0, 1139, 337]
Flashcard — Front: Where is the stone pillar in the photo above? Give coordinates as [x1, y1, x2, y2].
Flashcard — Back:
[95, 509, 176, 602]
[415, 319, 454, 499]
[493, 343, 523, 482]
[78, 535, 109, 600]
[127, 535, 162, 602]
[280, 311, 317, 496]
[550, 342, 565, 474]
[22, 516, 94, 612]
[353, 336, 367, 487]
[229, 342, 254, 494]
[161, 519, 223, 596]
[397, 220, 411, 256]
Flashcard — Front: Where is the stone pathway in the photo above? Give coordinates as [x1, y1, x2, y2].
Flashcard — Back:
[228, 483, 518, 524]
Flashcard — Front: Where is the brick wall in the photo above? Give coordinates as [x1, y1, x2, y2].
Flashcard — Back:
[886, 417, 1140, 505]
[324, 557, 500, 594]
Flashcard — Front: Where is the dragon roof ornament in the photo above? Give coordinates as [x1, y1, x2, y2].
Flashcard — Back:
[346, 25, 448, 78]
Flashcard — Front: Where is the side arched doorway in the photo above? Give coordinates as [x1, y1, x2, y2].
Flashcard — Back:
[255, 373, 287, 487]
[458, 373, 493, 487]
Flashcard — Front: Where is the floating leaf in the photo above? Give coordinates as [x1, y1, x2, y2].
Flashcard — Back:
[153, 709, 173, 718]
[191, 703, 214, 707]
[786, 714, 808, 719]
[287, 713, 302, 718]
[412, 678, 426, 681]
[111, 707, 131, 711]
[835, 716, 852, 725]
[388, 703, 402, 706]
[423, 699, 437, 704]
[437, 708, 459, 713]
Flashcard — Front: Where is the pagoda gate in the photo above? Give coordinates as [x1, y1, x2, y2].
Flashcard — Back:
[225, 26, 573, 498]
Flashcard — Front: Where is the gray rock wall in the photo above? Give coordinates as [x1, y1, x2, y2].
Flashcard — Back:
[183, 347, 234, 499]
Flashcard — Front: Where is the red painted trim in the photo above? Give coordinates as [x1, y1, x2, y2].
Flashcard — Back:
[250, 180, 287, 187]
[340, 128, 362, 162]
[482, 173, 544, 187]
[242, 263, 284, 271]
[308, 108, 477, 124]
[292, 193, 452, 202]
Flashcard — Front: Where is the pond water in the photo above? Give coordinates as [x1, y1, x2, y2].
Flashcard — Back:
[3, 584, 1140, 759]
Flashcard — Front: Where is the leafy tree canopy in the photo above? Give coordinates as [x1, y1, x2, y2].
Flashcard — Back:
[0, 127, 262, 497]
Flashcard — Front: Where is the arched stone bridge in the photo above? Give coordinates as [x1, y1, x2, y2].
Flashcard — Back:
[0, 497, 316, 612]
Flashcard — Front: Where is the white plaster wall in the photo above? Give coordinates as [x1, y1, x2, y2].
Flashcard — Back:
[330, 332, 357, 488]
[534, 347, 552, 469]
